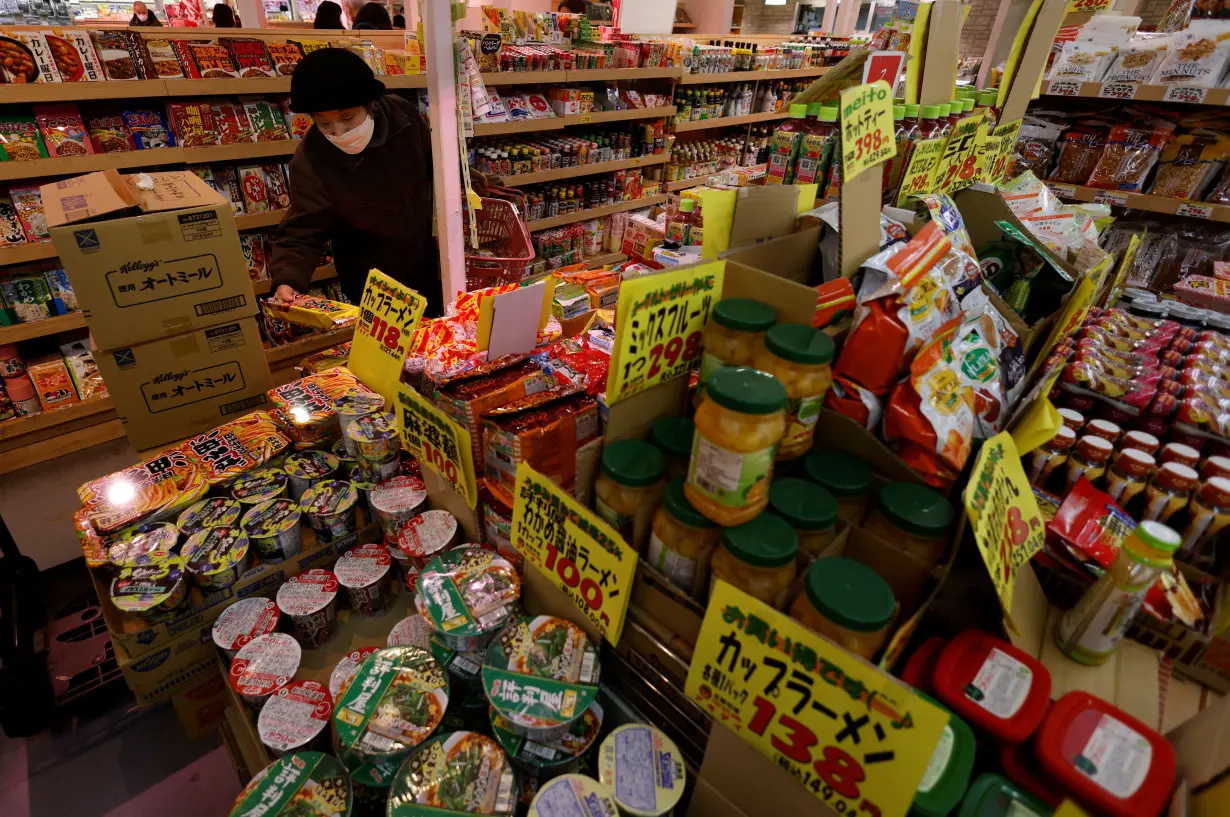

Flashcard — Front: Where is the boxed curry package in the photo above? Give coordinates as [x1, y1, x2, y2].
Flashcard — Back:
[46, 30, 106, 83]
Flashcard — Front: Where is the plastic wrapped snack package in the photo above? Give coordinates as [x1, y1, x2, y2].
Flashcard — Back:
[1086, 124, 1174, 192]
[1047, 40, 1115, 83]
[387, 731, 518, 816]
[1012, 118, 1065, 179]
[266, 367, 374, 448]
[416, 547, 522, 652]
[266, 295, 359, 331]
[1151, 29, 1230, 87]
[1151, 132, 1230, 200]
[1102, 39, 1169, 84]
[227, 752, 352, 817]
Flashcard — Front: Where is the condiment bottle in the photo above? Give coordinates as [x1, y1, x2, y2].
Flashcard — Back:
[1062, 435, 1114, 494]
[1121, 430, 1160, 456]
[1084, 418, 1121, 444]
[1057, 407, 1084, 432]
[1181, 476, 1230, 571]
[1055, 520, 1180, 665]
[918, 104, 944, 139]
[1141, 462, 1198, 523]
[1104, 449, 1154, 507]
[1201, 455, 1230, 483]
[793, 103, 838, 187]
[666, 198, 697, 244]
[1026, 426, 1076, 488]
[766, 103, 807, 184]
[1159, 442, 1200, 468]
[882, 104, 905, 199]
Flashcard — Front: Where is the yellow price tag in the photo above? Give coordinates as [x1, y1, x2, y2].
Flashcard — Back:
[606, 261, 725, 404]
[395, 384, 478, 508]
[963, 432, 1045, 625]
[983, 119, 1023, 187]
[579, 114, 593, 124]
[840, 81, 896, 182]
[895, 137, 947, 207]
[350, 270, 427, 403]
[1066, 0, 1112, 11]
[1039, 275, 1097, 364]
[934, 110, 987, 194]
[1107, 233, 1141, 306]
[1011, 364, 1064, 456]
[1055, 801, 1093, 817]
[687, 582, 949, 817]
[510, 464, 636, 644]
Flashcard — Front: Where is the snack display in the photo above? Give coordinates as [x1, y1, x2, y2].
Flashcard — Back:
[176, 497, 242, 537]
[180, 525, 249, 591]
[212, 597, 280, 660]
[334, 543, 395, 619]
[283, 450, 340, 501]
[257, 679, 333, 755]
[386, 731, 518, 817]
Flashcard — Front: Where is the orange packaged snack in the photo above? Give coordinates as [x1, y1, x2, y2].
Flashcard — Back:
[267, 367, 373, 448]
[1086, 125, 1173, 192]
[179, 411, 292, 484]
[78, 455, 210, 536]
[26, 354, 80, 410]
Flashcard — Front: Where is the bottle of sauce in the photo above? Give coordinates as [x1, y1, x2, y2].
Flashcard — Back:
[1061, 435, 1114, 495]
[1181, 476, 1230, 571]
[1159, 442, 1200, 468]
[885, 103, 918, 204]
[1121, 429, 1160, 456]
[666, 198, 697, 245]
[1104, 448, 1154, 508]
[1026, 426, 1076, 488]
[935, 103, 953, 137]
[1057, 407, 1084, 432]
[1084, 418, 1121, 444]
[881, 104, 905, 201]
[918, 104, 944, 139]
[947, 98, 963, 130]
[689, 201, 704, 247]
[766, 103, 807, 184]
[793, 103, 838, 187]
[975, 90, 1000, 127]
[1141, 462, 1199, 524]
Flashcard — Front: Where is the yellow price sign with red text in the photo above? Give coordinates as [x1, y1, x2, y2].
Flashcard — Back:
[350, 269, 427, 403]
[395, 383, 477, 508]
[840, 81, 896, 182]
[895, 138, 947, 207]
[935, 110, 987, 194]
[983, 119, 1023, 186]
[1066, 0, 1111, 11]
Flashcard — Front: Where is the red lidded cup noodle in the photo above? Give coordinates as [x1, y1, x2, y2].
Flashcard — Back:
[328, 646, 378, 701]
[212, 597, 280, 661]
[334, 543, 394, 619]
[369, 475, 428, 540]
[395, 509, 459, 567]
[229, 632, 301, 709]
[257, 679, 333, 755]
[276, 568, 340, 648]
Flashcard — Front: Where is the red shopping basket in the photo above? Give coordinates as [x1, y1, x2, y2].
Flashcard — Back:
[464, 191, 534, 290]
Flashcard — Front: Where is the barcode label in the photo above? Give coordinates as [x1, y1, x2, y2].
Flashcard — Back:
[195, 294, 247, 316]
[360, 733, 398, 753]
[478, 606, 509, 628]
[219, 394, 266, 416]
[521, 741, 559, 761]
[580, 650, 596, 685]
[452, 654, 481, 675]
[495, 770, 515, 815]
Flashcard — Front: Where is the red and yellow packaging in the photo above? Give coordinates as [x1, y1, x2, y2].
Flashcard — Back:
[266, 295, 359, 331]
[267, 367, 373, 448]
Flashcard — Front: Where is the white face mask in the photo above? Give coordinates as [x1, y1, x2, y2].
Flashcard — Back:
[136, 11, 148, 19]
[324, 113, 374, 155]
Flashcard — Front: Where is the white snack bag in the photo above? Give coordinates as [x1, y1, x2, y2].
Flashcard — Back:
[1048, 40, 1116, 82]
[1102, 38, 1169, 84]
[1151, 29, 1230, 87]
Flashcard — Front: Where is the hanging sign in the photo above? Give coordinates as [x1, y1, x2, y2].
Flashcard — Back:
[349, 269, 427, 402]
[840, 80, 896, 182]
[395, 384, 478, 508]
[935, 110, 987, 194]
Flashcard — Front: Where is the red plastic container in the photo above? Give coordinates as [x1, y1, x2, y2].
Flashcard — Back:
[1036, 691, 1176, 817]
[999, 734, 1065, 809]
[932, 630, 1051, 743]
[901, 636, 946, 695]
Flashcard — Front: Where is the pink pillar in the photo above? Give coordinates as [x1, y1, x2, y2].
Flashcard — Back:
[425, 0, 467, 305]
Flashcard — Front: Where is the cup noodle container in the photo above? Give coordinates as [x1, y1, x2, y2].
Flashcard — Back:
[598, 724, 687, 817]
[276, 568, 341, 649]
[212, 597, 280, 661]
[386, 732, 518, 817]
[417, 548, 521, 654]
[284, 451, 339, 501]
[335, 393, 386, 457]
[180, 525, 249, 591]
[387, 612, 434, 649]
[299, 480, 359, 544]
[229, 632, 302, 710]
[230, 467, 290, 505]
[493, 701, 603, 780]
[529, 775, 617, 817]
[328, 646, 379, 702]
[334, 543, 395, 619]
[228, 752, 352, 817]
[109, 552, 188, 623]
[107, 522, 180, 570]
[359, 452, 401, 485]
[369, 476, 427, 541]
[385, 535, 421, 594]
[176, 497, 242, 537]
[395, 510, 460, 568]
[241, 499, 303, 564]
[258, 679, 334, 756]
[346, 411, 400, 464]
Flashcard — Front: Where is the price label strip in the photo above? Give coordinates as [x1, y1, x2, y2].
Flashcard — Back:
[840, 80, 896, 182]
[895, 137, 947, 207]
[510, 463, 637, 645]
[686, 582, 949, 817]
[1163, 85, 1208, 104]
[350, 269, 427, 403]
[935, 110, 987, 194]
[1046, 80, 1082, 97]
[1176, 202, 1214, 219]
[1066, 0, 1112, 12]
[395, 384, 478, 508]
[1097, 83, 1137, 100]
[1093, 190, 1130, 207]
[982, 119, 1022, 187]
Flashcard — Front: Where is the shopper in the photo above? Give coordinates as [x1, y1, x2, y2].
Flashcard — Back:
[211, 2, 239, 26]
[313, 0, 344, 28]
[558, 0, 586, 12]
[129, 1, 163, 25]
[393, 13, 405, 27]
[342, 0, 366, 27]
[353, 1, 392, 29]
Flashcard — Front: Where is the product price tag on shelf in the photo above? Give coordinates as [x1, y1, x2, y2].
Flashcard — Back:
[1046, 182, 1077, 199]
[839, 80, 896, 182]
[686, 582, 949, 817]
[982, 119, 1022, 187]
[1047, 80, 1082, 97]
[578, 114, 593, 124]
[1097, 82, 1137, 100]
[350, 269, 427, 403]
[1176, 202, 1214, 219]
[895, 137, 947, 207]
[395, 384, 477, 508]
[510, 463, 636, 645]
[935, 110, 986, 194]
[1066, 0, 1112, 12]
[606, 261, 724, 404]
[1093, 190, 1130, 207]
[1164, 85, 1208, 104]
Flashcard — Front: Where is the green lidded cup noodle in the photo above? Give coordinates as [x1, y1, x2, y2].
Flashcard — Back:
[528, 774, 618, 817]
[227, 751, 352, 817]
[108, 522, 179, 569]
[230, 467, 289, 505]
[299, 479, 359, 543]
[284, 450, 339, 501]
[109, 552, 188, 621]
[176, 497, 242, 537]
[242, 498, 302, 564]
[598, 723, 687, 817]
[430, 634, 485, 693]
[483, 616, 601, 743]
[387, 731, 518, 816]
[181, 525, 249, 591]
[492, 701, 603, 778]
[415, 547, 522, 653]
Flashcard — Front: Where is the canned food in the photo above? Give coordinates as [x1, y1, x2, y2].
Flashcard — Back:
[387, 613, 434, 649]
[334, 543, 394, 618]
[430, 635, 485, 694]
[598, 724, 687, 817]
[328, 646, 379, 701]
[242, 499, 303, 563]
[229, 632, 302, 709]
[346, 411, 400, 462]
[395, 510, 460, 566]
[493, 702, 603, 779]
[483, 617, 600, 743]
[276, 568, 340, 649]
[230, 468, 289, 505]
[369, 476, 428, 540]
[416, 548, 522, 652]
[108, 522, 179, 569]
[181, 525, 249, 591]
[387, 731, 518, 816]
[528, 775, 617, 817]
[257, 679, 333, 756]
[176, 497, 242, 537]
[284, 451, 339, 500]
[335, 393, 387, 457]
[213, 597, 280, 661]
[299, 480, 359, 543]
[227, 752, 351, 817]
[110, 552, 188, 622]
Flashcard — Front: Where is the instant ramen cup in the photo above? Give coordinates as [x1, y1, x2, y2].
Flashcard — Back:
[284, 450, 339, 500]
[387, 731, 518, 817]
[346, 411, 399, 463]
[369, 476, 428, 541]
[334, 543, 394, 618]
[388, 612, 434, 649]
[227, 751, 352, 817]
[299, 479, 359, 543]
[483, 616, 601, 743]
[258, 679, 334, 755]
[335, 393, 387, 453]
[395, 510, 461, 568]
[430, 635, 485, 695]
[110, 552, 188, 622]
[108, 522, 179, 570]
[230, 468, 289, 505]
[181, 525, 249, 591]
[416, 547, 522, 653]
[493, 702, 603, 779]
[213, 597, 280, 661]
[328, 646, 379, 701]
[229, 632, 302, 709]
[242, 499, 303, 563]
[360, 452, 401, 484]
[176, 497, 242, 537]
[598, 724, 687, 817]
[528, 775, 617, 817]
[277, 568, 341, 649]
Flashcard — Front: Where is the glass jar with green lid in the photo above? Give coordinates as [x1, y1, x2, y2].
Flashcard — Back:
[957, 774, 1053, 817]
[753, 324, 835, 460]
[769, 478, 838, 566]
[686, 367, 788, 527]
[909, 696, 976, 817]
[647, 478, 720, 598]
[790, 556, 896, 659]
[649, 416, 695, 479]
[865, 482, 955, 566]
[710, 512, 798, 607]
[697, 298, 777, 398]
[803, 449, 873, 524]
[595, 439, 665, 551]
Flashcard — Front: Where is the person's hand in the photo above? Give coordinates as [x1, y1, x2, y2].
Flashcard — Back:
[471, 170, 501, 196]
[274, 285, 300, 304]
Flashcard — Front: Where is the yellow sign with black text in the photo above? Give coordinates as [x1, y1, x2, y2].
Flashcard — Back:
[510, 464, 636, 645]
[686, 581, 949, 817]
[350, 270, 427, 402]
[935, 110, 987, 194]
[395, 384, 478, 508]
[841, 81, 896, 182]
[983, 119, 1023, 187]
[895, 138, 947, 207]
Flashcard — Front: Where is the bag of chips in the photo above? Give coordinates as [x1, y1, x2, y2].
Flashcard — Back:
[1150, 29, 1230, 87]
[1086, 124, 1173, 192]
[1151, 131, 1230, 199]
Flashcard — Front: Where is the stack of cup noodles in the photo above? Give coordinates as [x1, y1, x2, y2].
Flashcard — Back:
[257, 679, 334, 756]
[369, 475, 427, 542]
[241, 498, 303, 563]
[229, 467, 290, 506]
[229, 632, 302, 710]
[180, 525, 249, 591]
[283, 450, 340, 501]
[415, 547, 522, 655]
[327, 646, 379, 701]
[228, 752, 353, 817]
[265, 368, 374, 450]
[276, 568, 341, 648]
[212, 597, 280, 660]
[491, 699, 604, 782]
[347, 411, 402, 484]
[334, 543, 395, 618]
[176, 497, 242, 537]
[386, 612, 434, 649]
[391, 509, 461, 592]
[335, 392, 387, 457]
[597, 724, 688, 817]
[109, 552, 189, 623]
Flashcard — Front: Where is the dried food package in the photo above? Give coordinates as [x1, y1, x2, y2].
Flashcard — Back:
[1086, 125, 1172, 191]
[1151, 132, 1230, 199]
[85, 110, 136, 153]
[241, 234, 269, 282]
[0, 32, 62, 83]
[0, 273, 51, 323]
[1151, 30, 1230, 86]
[0, 196, 27, 246]
[89, 30, 139, 81]
[213, 101, 254, 145]
[140, 39, 184, 79]
[242, 97, 290, 142]
[237, 164, 271, 213]
[266, 42, 303, 76]
[44, 268, 78, 313]
[46, 30, 105, 82]
[9, 186, 49, 243]
[187, 40, 239, 79]
[1205, 162, 1230, 203]
[1048, 126, 1109, 186]
[1101, 41, 1169, 84]
[278, 97, 312, 140]
[1013, 119, 1064, 179]
[33, 103, 93, 158]
[1047, 40, 1115, 82]
[0, 110, 48, 162]
[1129, 230, 1179, 289]
[169, 39, 199, 78]
[213, 165, 246, 215]
[167, 102, 219, 147]
[260, 164, 291, 209]
[123, 109, 175, 150]
[221, 37, 276, 78]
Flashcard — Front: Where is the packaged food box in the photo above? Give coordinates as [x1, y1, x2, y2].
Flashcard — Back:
[34, 103, 93, 158]
[141, 38, 184, 79]
[43, 267, 78, 314]
[9, 186, 49, 242]
[186, 40, 239, 79]
[122, 109, 175, 150]
[265, 42, 303, 76]
[0, 32, 62, 83]
[260, 164, 291, 209]
[240, 234, 269, 282]
[220, 37, 276, 78]
[266, 367, 374, 448]
[26, 353, 80, 410]
[0, 272, 51, 323]
[84, 110, 136, 153]
[167, 102, 219, 148]
[59, 338, 107, 400]
[278, 97, 313, 140]
[236, 164, 271, 213]
[46, 30, 105, 82]
[0, 196, 27, 246]
[0, 110, 49, 161]
[213, 101, 254, 145]
[211, 164, 246, 215]
[242, 98, 290, 143]
[88, 30, 140, 81]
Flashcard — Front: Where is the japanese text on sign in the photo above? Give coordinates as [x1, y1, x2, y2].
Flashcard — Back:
[963, 432, 1045, 623]
[1066, 0, 1111, 12]
[687, 582, 948, 817]
[983, 119, 1022, 187]
[350, 269, 427, 402]
[935, 111, 986, 194]
[840, 81, 896, 182]
[895, 138, 947, 207]
[396, 384, 478, 508]
[510, 464, 636, 645]
[606, 261, 724, 404]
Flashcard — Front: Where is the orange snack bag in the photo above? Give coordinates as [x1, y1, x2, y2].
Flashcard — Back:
[266, 367, 373, 447]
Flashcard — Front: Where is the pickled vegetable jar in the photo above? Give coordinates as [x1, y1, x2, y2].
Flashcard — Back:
[594, 439, 666, 550]
[802, 449, 873, 523]
[709, 511, 798, 607]
[697, 298, 777, 394]
[865, 482, 954, 566]
[769, 477, 838, 565]
[649, 416, 695, 479]
[753, 323, 834, 460]
[686, 367, 787, 527]
[790, 557, 895, 660]
[647, 478, 720, 598]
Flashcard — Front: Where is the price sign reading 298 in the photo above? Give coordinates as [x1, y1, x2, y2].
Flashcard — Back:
[686, 582, 948, 817]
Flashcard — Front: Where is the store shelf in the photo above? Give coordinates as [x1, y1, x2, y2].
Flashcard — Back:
[266, 325, 356, 366]
[0, 79, 168, 103]
[1045, 182, 1230, 222]
[235, 210, 287, 231]
[0, 148, 181, 182]
[0, 241, 60, 266]
[527, 195, 666, 231]
[473, 118, 564, 136]
[498, 154, 669, 187]
[0, 396, 115, 444]
[481, 70, 568, 86]
[665, 176, 711, 191]
[0, 415, 126, 476]
[165, 77, 292, 95]
[677, 67, 828, 85]
[181, 140, 298, 163]
[672, 110, 789, 132]
[563, 105, 677, 126]
[0, 312, 88, 344]
[251, 264, 336, 295]
[384, 75, 429, 89]
[569, 67, 680, 82]
[583, 250, 627, 266]
[1041, 80, 1230, 105]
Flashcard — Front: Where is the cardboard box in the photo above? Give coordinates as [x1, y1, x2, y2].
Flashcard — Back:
[113, 626, 218, 707]
[93, 318, 274, 450]
[44, 170, 256, 351]
[172, 673, 231, 740]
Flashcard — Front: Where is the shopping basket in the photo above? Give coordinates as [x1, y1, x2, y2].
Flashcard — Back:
[464, 190, 534, 290]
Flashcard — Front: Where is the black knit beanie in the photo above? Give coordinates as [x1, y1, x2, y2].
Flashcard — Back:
[290, 47, 386, 113]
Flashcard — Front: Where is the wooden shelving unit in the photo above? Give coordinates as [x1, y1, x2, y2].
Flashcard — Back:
[527, 195, 667, 231]
[0, 241, 60, 265]
[665, 177, 710, 192]
[678, 66, 828, 85]
[235, 210, 287, 231]
[673, 109, 789, 132]
[0, 313, 88, 345]
[0, 139, 300, 182]
[1045, 182, 1230, 222]
[0, 79, 168, 103]
[251, 264, 337, 295]
[473, 118, 565, 136]
[481, 70, 568, 86]
[165, 77, 292, 95]
[266, 326, 355, 366]
[569, 67, 680, 82]
[499, 154, 669, 188]
[564, 106, 677, 126]
[181, 140, 298, 163]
